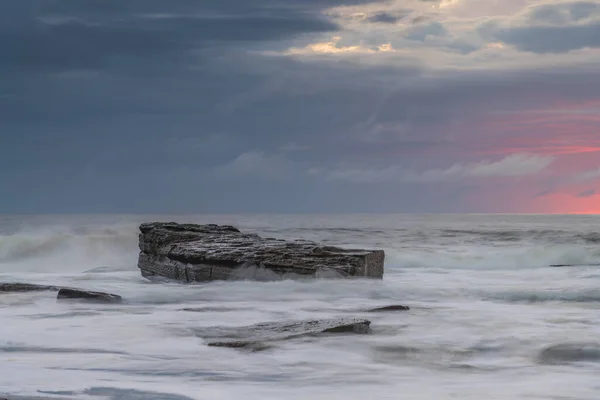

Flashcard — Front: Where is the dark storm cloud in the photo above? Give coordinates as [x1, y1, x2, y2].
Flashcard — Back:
[0, 0, 392, 192]
[0, 0, 387, 121]
[0, 0, 367, 74]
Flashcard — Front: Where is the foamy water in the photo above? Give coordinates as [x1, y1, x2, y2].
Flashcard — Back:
[1, 214, 600, 400]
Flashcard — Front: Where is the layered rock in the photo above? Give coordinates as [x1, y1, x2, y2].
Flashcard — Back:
[1, 283, 122, 304]
[137, 222, 385, 282]
[199, 318, 372, 349]
[0, 283, 62, 292]
[368, 305, 411, 312]
[550, 263, 600, 267]
[56, 288, 123, 304]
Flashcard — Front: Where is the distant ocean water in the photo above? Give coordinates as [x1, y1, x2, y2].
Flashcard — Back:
[1, 214, 600, 400]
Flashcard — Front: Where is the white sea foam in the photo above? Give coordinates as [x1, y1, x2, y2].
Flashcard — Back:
[1, 214, 600, 399]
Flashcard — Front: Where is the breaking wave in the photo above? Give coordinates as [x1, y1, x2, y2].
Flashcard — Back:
[436, 229, 600, 245]
[387, 244, 600, 270]
[488, 289, 600, 304]
[0, 224, 140, 271]
[1, 220, 599, 273]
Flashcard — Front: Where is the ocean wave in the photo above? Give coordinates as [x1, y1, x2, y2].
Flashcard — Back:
[437, 229, 600, 244]
[386, 244, 600, 270]
[372, 341, 510, 371]
[488, 289, 600, 304]
[0, 225, 139, 270]
[2, 220, 599, 273]
[271, 227, 600, 246]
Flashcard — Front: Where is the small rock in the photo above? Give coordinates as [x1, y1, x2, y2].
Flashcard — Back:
[180, 307, 240, 312]
[550, 263, 600, 267]
[57, 288, 122, 304]
[0, 283, 62, 292]
[368, 305, 410, 312]
[538, 343, 600, 365]
[207, 341, 273, 352]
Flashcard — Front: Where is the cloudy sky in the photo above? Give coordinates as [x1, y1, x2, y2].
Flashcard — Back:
[1, 0, 599, 213]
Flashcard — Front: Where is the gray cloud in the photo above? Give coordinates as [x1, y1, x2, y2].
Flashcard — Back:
[211, 151, 293, 180]
[405, 21, 448, 41]
[529, 2, 599, 24]
[367, 12, 404, 24]
[412, 16, 429, 24]
[483, 1, 600, 53]
[574, 167, 600, 182]
[0, 0, 355, 75]
[315, 154, 554, 184]
[532, 189, 554, 199]
[577, 188, 596, 197]
[494, 21, 600, 53]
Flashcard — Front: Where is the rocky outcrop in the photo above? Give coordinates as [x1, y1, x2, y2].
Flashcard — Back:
[199, 318, 371, 349]
[56, 288, 122, 304]
[137, 222, 385, 282]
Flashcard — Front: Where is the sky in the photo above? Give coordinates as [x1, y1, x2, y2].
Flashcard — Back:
[1, 0, 599, 214]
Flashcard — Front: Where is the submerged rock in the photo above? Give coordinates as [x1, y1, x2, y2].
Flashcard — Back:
[180, 307, 243, 313]
[0, 283, 62, 292]
[538, 343, 600, 365]
[200, 318, 371, 349]
[208, 341, 274, 352]
[368, 305, 410, 312]
[1, 283, 123, 305]
[550, 263, 600, 267]
[137, 222, 385, 282]
[56, 288, 122, 304]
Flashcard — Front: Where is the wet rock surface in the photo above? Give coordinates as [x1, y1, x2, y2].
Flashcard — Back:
[550, 263, 600, 267]
[537, 343, 600, 365]
[137, 222, 385, 282]
[0, 283, 62, 293]
[368, 305, 411, 312]
[199, 318, 372, 349]
[56, 288, 122, 304]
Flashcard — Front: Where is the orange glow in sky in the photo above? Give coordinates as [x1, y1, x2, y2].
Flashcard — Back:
[448, 98, 600, 214]
[516, 192, 598, 215]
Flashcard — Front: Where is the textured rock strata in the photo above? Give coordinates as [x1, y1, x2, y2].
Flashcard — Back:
[550, 263, 600, 267]
[0, 283, 62, 292]
[137, 222, 385, 282]
[199, 318, 372, 348]
[56, 288, 122, 304]
[368, 305, 411, 312]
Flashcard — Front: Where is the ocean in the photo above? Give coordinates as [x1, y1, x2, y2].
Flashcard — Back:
[1, 214, 600, 400]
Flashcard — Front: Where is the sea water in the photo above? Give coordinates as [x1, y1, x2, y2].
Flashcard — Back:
[1, 214, 600, 400]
